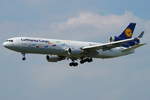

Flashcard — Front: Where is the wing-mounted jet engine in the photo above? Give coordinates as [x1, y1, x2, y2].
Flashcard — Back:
[46, 55, 65, 62]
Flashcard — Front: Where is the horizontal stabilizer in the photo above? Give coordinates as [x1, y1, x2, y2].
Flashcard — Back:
[138, 31, 144, 38]
[122, 43, 146, 52]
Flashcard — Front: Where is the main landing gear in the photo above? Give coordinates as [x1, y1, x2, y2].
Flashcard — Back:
[69, 62, 78, 67]
[80, 58, 93, 64]
[69, 58, 93, 67]
[22, 53, 26, 61]
[69, 59, 78, 67]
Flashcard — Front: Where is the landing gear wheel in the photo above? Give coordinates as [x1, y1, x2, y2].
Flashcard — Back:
[46, 55, 50, 60]
[69, 62, 78, 67]
[22, 57, 26, 61]
[74, 63, 78, 66]
[80, 58, 93, 64]
[69, 63, 73, 66]
[80, 60, 85, 64]
[87, 58, 93, 62]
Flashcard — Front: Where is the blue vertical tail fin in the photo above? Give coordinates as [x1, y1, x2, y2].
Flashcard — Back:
[115, 23, 136, 41]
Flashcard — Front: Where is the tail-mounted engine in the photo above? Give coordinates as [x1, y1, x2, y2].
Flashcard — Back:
[109, 36, 114, 42]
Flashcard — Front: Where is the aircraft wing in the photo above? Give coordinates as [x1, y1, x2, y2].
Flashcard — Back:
[82, 38, 139, 51]
[122, 43, 146, 52]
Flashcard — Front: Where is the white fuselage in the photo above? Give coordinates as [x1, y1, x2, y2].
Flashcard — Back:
[3, 37, 134, 59]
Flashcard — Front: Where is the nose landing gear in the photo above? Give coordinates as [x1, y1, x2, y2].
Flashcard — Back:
[21, 53, 26, 61]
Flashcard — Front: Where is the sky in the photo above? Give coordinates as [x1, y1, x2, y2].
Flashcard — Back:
[0, 0, 150, 100]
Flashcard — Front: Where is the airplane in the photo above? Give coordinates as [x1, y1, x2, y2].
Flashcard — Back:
[3, 23, 146, 66]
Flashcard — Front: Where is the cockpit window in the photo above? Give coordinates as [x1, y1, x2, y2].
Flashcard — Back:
[6, 40, 13, 42]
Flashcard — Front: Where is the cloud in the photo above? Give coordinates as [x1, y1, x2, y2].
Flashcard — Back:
[50, 11, 150, 42]
[1, 11, 149, 42]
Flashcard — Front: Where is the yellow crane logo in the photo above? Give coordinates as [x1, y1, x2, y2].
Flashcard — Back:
[125, 28, 133, 38]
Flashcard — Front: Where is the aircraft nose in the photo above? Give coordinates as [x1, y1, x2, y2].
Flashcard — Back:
[3, 42, 12, 48]
[3, 42, 8, 48]
[3, 42, 6, 47]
